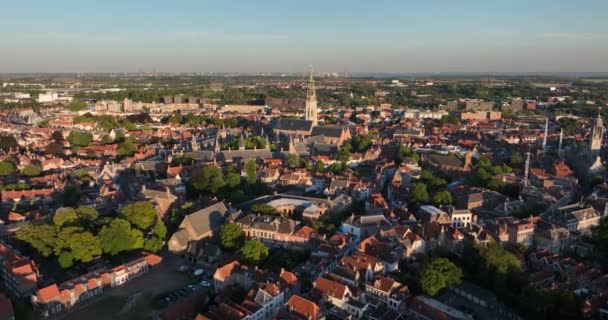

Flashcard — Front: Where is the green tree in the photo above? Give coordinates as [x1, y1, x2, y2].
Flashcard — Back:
[76, 206, 100, 222]
[144, 218, 167, 252]
[432, 191, 453, 206]
[15, 223, 58, 257]
[0, 134, 18, 152]
[419, 257, 463, 296]
[120, 201, 157, 230]
[350, 134, 373, 152]
[286, 154, 300, 169]
[510, 152, 523, 167]
[189, 165, 226, 194]
[313, 160, 325, 173]
[99, 219, 144, 255]
[219, 223, 244, 250]
[67, 131, 93, 147]
[58, 251, 74, 269]
[336, 147, 351, 162]
[245, 160, 257, 184]
[229, 190, 248, 204]
[66, 100, 87, 111]
[250, 204, 279, 215]
[477, 155, 492, 168]
[53, 208, 78, 227]
[20, 164, 42, 177]
[241, 239, 269, 265]
[61, 184, 82, 207]
[117, 139, 137, 157]
[144, 237, 164, 252]
[409, 183, 430, 205]
[395, 145, 420, 163]
[45, 142, 64, 155]
[225, 166, 241, 188]
[68, 231, 101, 262]
[0, 161, 15, 175]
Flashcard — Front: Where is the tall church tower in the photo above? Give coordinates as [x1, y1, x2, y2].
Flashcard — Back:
[591, 107, 604, 157]
[305, 67, 318, 127]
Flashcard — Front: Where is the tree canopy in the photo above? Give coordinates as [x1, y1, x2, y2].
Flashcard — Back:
[45, 142, 64, 155]
[189, 165, 226, 195]
[0, 160, 16, 175]
[250, 204, 279, 216]
[20, 164, 42, 177]
[99, 218, 144, 255]
[409, 183, 430, 206]
[53, 208, 79, 227]
[76, 206, 100, 222]
[432, 191, 453, 206]
[245, 160, 257, 184]
[241, 239, 269, 265]
[67, 131, 93, 147]
[120, 201, 157, 230]
[419, 257, 463, 296]
[0, 134, 18, 152]
[219, 223, 244, 250]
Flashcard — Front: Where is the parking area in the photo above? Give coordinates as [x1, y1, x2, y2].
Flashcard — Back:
[61, 252, 195, 320]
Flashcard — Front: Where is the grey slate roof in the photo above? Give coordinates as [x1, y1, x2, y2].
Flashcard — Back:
[311, 125, 345, 138]
[274, 118, 313, 132]
[425, 154, 464, 168]
[184, 202, 230, 237]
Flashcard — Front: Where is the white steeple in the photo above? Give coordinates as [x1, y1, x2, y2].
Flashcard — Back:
[305, 66, 318, 127]
[591, 107, 603, 157]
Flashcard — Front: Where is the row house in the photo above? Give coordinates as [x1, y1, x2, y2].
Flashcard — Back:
[364, 275, 409, 310]
[357, 236, 400, 272]
[1, 188, 54, 207]
[339, 252, 384, 284]
[32, 253, 161, 317]
[200, 283, 288, 320]
[273, 294, 324, 320]
[277, 170, 313, 188]
[76, 144, 119, 158]
[213, 260, 254, 291]
[312, 276, 353, 309]
[544, 203, 600, 235]
[0, 243, 39, 297]
[236, 214, 313, 247]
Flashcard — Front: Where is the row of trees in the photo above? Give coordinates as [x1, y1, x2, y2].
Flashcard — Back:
[188, 162, 266, 204]
[16, 202, 166, 269]
[219, 223, 269, 264]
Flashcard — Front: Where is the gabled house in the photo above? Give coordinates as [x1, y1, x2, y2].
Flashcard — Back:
[364, 275, 409, 310]
[313, 277, 352, 308]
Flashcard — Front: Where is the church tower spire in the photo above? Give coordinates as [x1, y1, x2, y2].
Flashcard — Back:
[591, 107, 604, 157]
[305, 66, 318, 127]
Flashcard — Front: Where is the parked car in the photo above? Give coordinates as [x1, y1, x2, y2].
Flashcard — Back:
[200, 280, 211, 287]
[178, 264, 190, 272]
[193, 269, 204, 276]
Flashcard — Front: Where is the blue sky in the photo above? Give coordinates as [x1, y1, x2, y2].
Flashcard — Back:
[1, 0, 607, 73]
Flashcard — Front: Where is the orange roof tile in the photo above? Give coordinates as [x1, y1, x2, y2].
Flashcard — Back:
[37, 284, 60, 302]
[286, 295, 321, 320]
[144, 253, 163, 266]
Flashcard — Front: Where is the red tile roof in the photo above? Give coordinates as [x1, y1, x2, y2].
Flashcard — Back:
[286, 295, 321, 320]
[314, 277, 347, 299]
[144, 253, 163, 266]
[37, 284, 60, 303]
